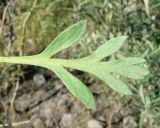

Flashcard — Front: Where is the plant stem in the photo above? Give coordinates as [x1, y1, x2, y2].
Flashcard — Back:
[0, 56, 91, 70]
[0, 120, 30, 127]
[0, 56, 39, 65]
[0, 56, 73, 68]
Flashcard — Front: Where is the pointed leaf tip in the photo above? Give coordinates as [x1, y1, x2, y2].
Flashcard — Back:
[91, 70, 132, 95]
[39, 20, 87, 58]
[81, 36, 128, 62]
[48, 65, 96, 110]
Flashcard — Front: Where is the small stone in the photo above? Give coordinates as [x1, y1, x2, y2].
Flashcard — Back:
[31, 115, 46, 128]
[123, 116, 137, 128]
[60, 114, 74, 128]
[87, 119, 102, 128]
[15, 94, 31, 112]
[33, 73, 46, 87]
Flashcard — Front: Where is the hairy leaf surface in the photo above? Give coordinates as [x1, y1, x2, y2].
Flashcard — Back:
[48, 65, 96, 109]
[0, 20, 149, 109]
[55, 60, 132, 95]
[57, 58, 148, 79]
[40, 20, 86, 57]
[84, 68, 133, 95]
[100, 58, 149, 79]
[97, 71, 132, 95]
[81, 36, 127, 62]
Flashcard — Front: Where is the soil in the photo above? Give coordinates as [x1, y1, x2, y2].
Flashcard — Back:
[0, 66, 139, 128]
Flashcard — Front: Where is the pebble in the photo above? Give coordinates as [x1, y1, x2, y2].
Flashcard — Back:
[60, 114, 74, 128]
[87, 119, 102, 128]
[15, 94, 31, 112]
[33, 73, 46, 87]
[31, 115, 46, 128]
[123, 116, 137, 128]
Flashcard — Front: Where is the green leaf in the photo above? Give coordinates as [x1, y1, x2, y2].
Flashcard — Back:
[105, 65, 149, 79]
[75, 64, 132, 95]
[81, 36, 128, 62]
[53, 57, 148, 94]
[39, 20, 87, 58]
[59, 60, 132, 95]
[104, 57, 146, 65]
[84, 68, 132, 95]
[59, 57, 148, 80]
[100, 58, 149, 79]
[82, 65, 132, 95]
[48, 65, 96, 110]
[98, 72, 132, 95]
[0, 20, 150, 110]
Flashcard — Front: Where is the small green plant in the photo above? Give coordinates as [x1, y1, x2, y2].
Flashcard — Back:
[0, 20, 149, 109]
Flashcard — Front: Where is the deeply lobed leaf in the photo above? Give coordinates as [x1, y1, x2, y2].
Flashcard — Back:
[51, 57, 148, 94]
[85, 68, 133, 95]
[54, 59, 132, 95]
[1, 20, 149, 109]
[57, 57, 148, 79]
[104, 65, 149, 79]
[100, 58, 149, 79]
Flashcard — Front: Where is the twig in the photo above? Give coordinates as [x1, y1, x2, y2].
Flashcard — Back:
[10, 79, 20, 113]
[0, 120, 30, 127]
[0, 97, 5, 113]
[108, 105, 121, 128]
[95, 8, 108, 30]
[20, 0, 38, 56]
[0, 0, 12, 35]
[143, 0, 150, 17]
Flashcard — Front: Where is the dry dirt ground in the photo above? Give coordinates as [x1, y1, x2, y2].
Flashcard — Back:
[0, 66, 139, 128]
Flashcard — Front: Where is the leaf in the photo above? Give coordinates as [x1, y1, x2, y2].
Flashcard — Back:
[48, 65, 96, 110]
[52, 57, 149, 94]
[143, 0, 150, 16]
[98, 71, 132, 95]
[85, 69, 132, 95]
[106, 65, 149, 79]
[100, 58, 149, 79]
[81, 36, 128, 62]
[0, 19, 150, 110]
[104, 57, 146, 65]
[85, 67, 132, 95]
[76, 65, 132, 95]
[59, 60, 132, 95]
[58, 57, 148, 79]
[39, 20, 87, 58]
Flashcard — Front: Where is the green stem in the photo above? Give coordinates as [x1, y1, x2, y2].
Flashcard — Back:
[0, 56, 75, 68]
[0, 56, 53, 67]
[0, 56, 38, 65]
[0, 56, 90, 70]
